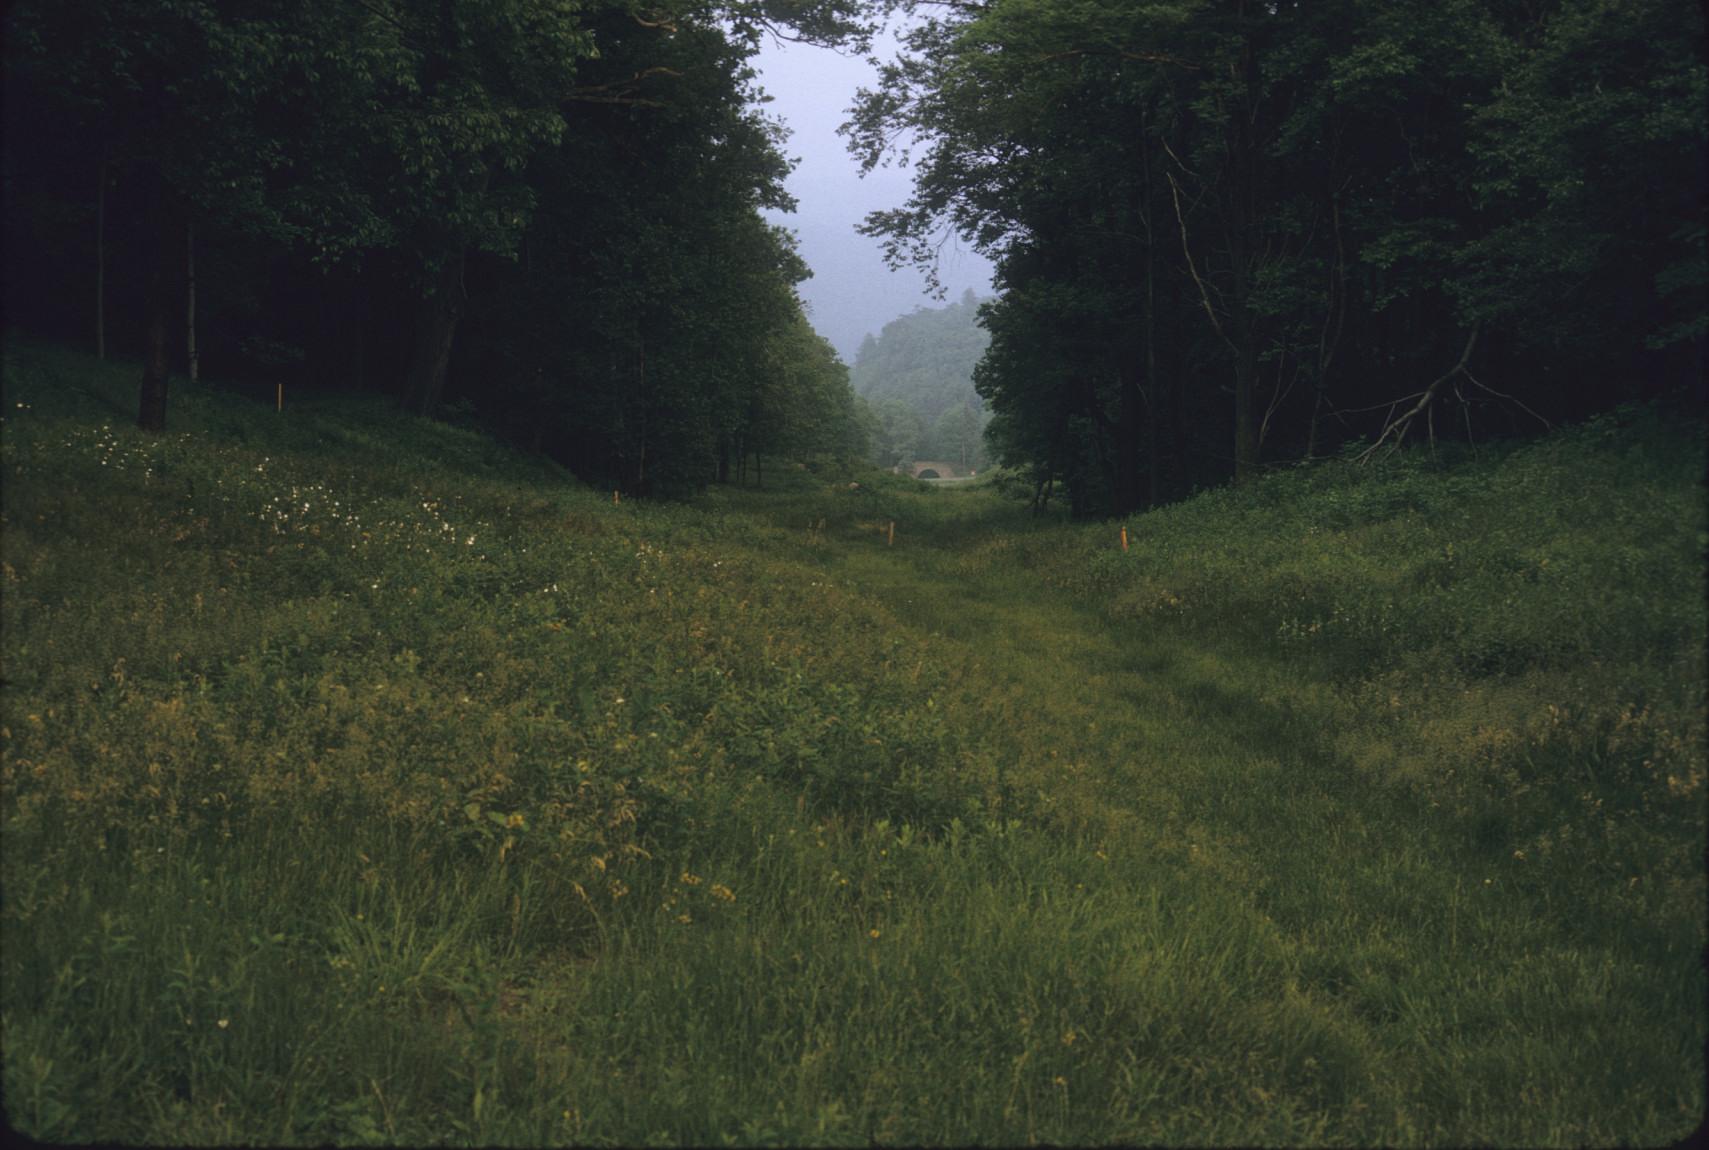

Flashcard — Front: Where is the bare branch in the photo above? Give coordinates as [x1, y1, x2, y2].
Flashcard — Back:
[1260, 350, 1302, 448]
[1464, 372, 1553, 430]
[1160, 136, 1198, 179]
[1338, 390, 1426, 416]
[1036, 48, 1200, 70]
[566, 66, 683, 104]
[1357, 324, 1480, 464]
[1167, 170, 1236, 356]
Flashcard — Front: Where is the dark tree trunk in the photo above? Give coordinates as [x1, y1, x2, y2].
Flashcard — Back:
[185, 219, 199, 383]
[1225, 170, 1260, 484]
[96, 155, 107, 360]
[1307, 193, 1348, 461]
[1226, 15, 1262, 485]
[1232, 316, 1259, 484]
[635, 337, 647, 489]
[138, 170, 171, 432]
[1116, 351, 1145, 515]
[1081, 374, 1119, 515]
[353, 274, 368, 392]
[1138, 112, 1161, 509]
[406, 248, 466, 417]
[1168, 277, 1189, 497]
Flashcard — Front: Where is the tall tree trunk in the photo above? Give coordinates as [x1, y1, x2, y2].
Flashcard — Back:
[405, 248, 466, 417]
[1227, 16, 1262, 485]
[1144, 271, 1160, 509]
[1082, 375, 1119, 514]
[1307, 192, 1348, 461]
[1116, 352, 1144, 515]
[1232, 319, 1259, 484]
[96, 155, 107, 360]
[635, 336, 647, 489]
[1138, 113, 1160, 509]
[137, 170, 171, 432]
[1224, 166, 1260, 484]
[353, 274, 367, 392]
[185, 219, 199, 383]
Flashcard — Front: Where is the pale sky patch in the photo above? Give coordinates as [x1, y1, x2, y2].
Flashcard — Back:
[752, 28, 995, 363]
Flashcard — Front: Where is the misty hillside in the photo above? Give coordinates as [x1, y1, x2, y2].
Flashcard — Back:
[852, 290, 993, 470]
[850, 290, 990, 424]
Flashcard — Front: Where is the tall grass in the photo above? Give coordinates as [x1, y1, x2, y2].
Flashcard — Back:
[2, 336, 1703, 1145]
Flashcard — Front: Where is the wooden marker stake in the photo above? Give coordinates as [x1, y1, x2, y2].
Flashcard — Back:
[1121, 525, 1128, 551]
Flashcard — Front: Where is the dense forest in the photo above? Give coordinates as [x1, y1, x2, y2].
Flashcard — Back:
[1, 0, 873, 496]
[849, 0, 1706, 515]
[851, 289, 992, 470]
[2, 0, 1703, 511]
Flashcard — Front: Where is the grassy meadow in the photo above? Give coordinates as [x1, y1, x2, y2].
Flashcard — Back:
[2, 337, 1704, 1146]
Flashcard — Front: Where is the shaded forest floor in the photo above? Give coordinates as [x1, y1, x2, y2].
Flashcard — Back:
[2, 337, 1704, 1146]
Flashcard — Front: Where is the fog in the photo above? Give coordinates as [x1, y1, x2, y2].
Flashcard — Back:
[752, 31, 994, 364]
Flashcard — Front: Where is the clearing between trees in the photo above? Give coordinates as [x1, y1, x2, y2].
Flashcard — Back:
[2, 341, 1704, 1146]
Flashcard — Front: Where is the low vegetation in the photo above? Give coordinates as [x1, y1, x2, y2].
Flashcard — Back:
[2, 339, 1703, 1145]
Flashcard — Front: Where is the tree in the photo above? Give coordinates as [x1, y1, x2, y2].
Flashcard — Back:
[850, 289, 989, 423]
[851, 0, 1703, 515]
[865, 398, 926, 470]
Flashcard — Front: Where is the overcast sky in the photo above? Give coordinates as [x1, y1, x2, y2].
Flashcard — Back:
[751, 31, 995, 363]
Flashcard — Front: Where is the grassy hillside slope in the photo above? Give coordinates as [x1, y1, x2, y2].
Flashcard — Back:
[2, 338, 1703, 1146]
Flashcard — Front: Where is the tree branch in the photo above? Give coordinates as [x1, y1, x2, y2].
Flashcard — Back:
[1167, 170, 1236, 356]
[1037, 48, 1200, 70]
[568, 66, 683, 95]
[566, 67, 683, 105]
[1357, 324, 1480, 464]
[1464, 371, 1553, 430]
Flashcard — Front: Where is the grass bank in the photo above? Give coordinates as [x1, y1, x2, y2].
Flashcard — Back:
[2, 338, 1703, 1145]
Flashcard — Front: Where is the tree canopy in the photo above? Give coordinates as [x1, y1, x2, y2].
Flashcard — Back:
[2, 0, 871, 492]
[848, 0, 1706, 516]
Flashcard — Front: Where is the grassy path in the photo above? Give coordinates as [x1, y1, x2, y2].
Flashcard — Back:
[692, 487, 1703, 1145]
[2, 344, 1702, 1145]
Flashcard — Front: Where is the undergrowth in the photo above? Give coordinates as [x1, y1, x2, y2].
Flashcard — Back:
[2, 337, 1703, 1146]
